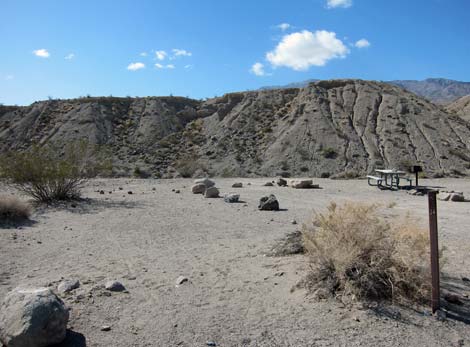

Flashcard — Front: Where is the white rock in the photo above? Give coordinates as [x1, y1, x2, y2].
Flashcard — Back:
[194, 178, 215, 188]
[290, 180, 319, 189]
[0, 287, 69, 347]
[175, 276, 188, 285]
[57, 279, 80, 294]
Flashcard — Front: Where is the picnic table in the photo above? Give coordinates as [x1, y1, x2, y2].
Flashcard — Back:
[367, 169, 413, 189]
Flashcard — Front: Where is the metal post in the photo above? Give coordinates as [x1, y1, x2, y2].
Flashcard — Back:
[428, 191, 440, 313]
[415, 171, 419, 187]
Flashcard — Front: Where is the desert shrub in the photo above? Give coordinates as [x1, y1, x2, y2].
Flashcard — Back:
[174, 156, 206, 178]
[302, 202, 436, 304]
[0, 195, 32, 222]
[0, 141, 112, 202]
[133, 166, 151, 178]
[322, 147, 338, 159]
[330, 170, 361, 180]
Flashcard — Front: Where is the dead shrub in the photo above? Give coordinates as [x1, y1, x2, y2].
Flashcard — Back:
[0, 141, 112, 202]
[302, 202, 437, 304]
[0, 195, 32, 222]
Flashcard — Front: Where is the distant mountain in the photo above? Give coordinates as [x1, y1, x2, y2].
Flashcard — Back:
[261, 78, 470, 104]
[446, 95, 470, 122]
[389, 78, 470, 104]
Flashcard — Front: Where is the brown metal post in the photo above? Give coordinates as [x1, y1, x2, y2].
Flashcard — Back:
[415, 171, 419, 187]
[428, 191, 440, 313]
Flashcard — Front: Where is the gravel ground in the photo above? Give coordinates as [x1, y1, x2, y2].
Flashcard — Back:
[1, 178, 470, 347]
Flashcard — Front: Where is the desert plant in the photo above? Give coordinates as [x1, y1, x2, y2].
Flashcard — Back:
[302, 202, 437, 304]
[0, 141, 112, 202]
[0, 195, 32, 222]
[322, 147, 338, 159]
[174, 156, 206, 178]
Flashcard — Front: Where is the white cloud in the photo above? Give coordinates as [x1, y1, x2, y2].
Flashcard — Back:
[64, 53, 75, 60]
[155, 63, 175, 69]
[33, 49, 50, 58]
[4, 75, 14, 81]
[172, 48, 192, 57]
[277, 23, 291, 31]
[155, 50, 167, 60]
[140, 52, 148, 57]
[127, 62, 145, 71]
[266, 30, 349, 71]
[184, 64, 193, 69]
[355, 38, 370, 48]
[250, 62, 266, 76]
[326, 0, 352, 8]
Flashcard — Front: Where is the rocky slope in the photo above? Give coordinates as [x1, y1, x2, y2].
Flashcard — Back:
[1, 80, 470, 178]
[389, 78, 470, 104]
[446, 95, 470, 122]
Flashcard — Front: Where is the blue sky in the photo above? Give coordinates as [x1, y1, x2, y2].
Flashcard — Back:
[1, 0, 470, 105]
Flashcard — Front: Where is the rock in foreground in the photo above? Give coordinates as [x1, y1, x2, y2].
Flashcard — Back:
[290, 180, 319, 189]
[0, 287, 69, 347]
[205, 187, 220, 198]
[258, 195, 279, 211]
[224, 193, 240, 203]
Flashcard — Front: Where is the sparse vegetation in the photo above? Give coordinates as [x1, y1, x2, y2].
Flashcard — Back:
[0, 195, 32, 222]
[0, 141, 112, 202]
[173, 156, 206, 178]
[322, 147, 338, 159]
[302, 202, 437, 304]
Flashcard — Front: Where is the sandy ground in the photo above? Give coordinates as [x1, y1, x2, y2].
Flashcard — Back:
[1, 178, 470, 347]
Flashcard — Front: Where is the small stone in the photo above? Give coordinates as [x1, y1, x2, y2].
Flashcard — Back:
[291, 220, 297, 225]
[175, 189, 180, 194]
[290, 179, 319, 189]
[152, 187, 156, 191]
[206, 342, 216, 346]
[119, 187, 123, 190]
[232, 182, 243, 188]
[462, 276, 470, 282]
[99, 190, 105, 195]
[192, 183, 206, 194]
[71, 204, 77, 208]
[105, 280, 126, 292]
[434, 309, 447, 321]
[263, 182, 274, 186]
[175, 276, 188, 286]
[224, 193, 240, 203]
[128, 191, 133, 195]
[101, 325, 111, 332]
[277, 178, 287, 187]
[57, 279, 80, 294]
[204, 187, 220, 198]
[444, 293, 463, 305]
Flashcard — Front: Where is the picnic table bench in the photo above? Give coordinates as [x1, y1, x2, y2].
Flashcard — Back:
[368, 169, 413, 189]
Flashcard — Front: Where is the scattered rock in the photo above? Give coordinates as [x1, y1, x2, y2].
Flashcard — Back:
[175, 189, 180, 194]
[277, 178, 287, 187]
[118, 187, 123, 190]
[194, 178, 215, 188]
[99, 190, 105, 195]
[258, 194, 279, 211]
[290, 179, 319, 189]
[206, 342, 216, 346]
[439, 191, 465, 202]
[105, 280, 126, 292]
[205, 187, 220, 198]
[224, 193, 240, 203]
[434, 309, 447, 321]
[175, 276, 188, 286]
[444, 293, 463, 305]
[268, 230, 304, 256]
[192, 183, 206, 194]
[100, 325, 111, 332]
[232, 182, 243, 188]
[127, 191, 133, 195]
[263, 182, 274, 186]
[57, 279, 80, 294]
[0, 287, 69, 347]
[462, 276, 470, 282]
[291, 220, 297, 225]
[152, 187, 156, 191]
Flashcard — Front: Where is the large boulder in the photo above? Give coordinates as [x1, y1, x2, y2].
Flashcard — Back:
[194, 178, 215, 188]
[0, 287, 69, 347]
[258, 195, 279, 211]
[191, 183, 206, 194]
[439, 191, 465, 202]
[205, 187, 220, 198]
[290, 179, 319, 189]
[232, 182, 243, 188]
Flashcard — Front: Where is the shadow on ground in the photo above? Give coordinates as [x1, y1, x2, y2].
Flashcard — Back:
[0, 218, 37, 230]
[52, 330, 87, 347]
[442, 274, 470, 324]
[33, 198, 144, 216]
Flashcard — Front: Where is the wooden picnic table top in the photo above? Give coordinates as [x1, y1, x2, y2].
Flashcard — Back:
[375, 169, 406, 175]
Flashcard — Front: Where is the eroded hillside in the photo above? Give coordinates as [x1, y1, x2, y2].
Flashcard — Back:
[1, 80, 470, 178]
